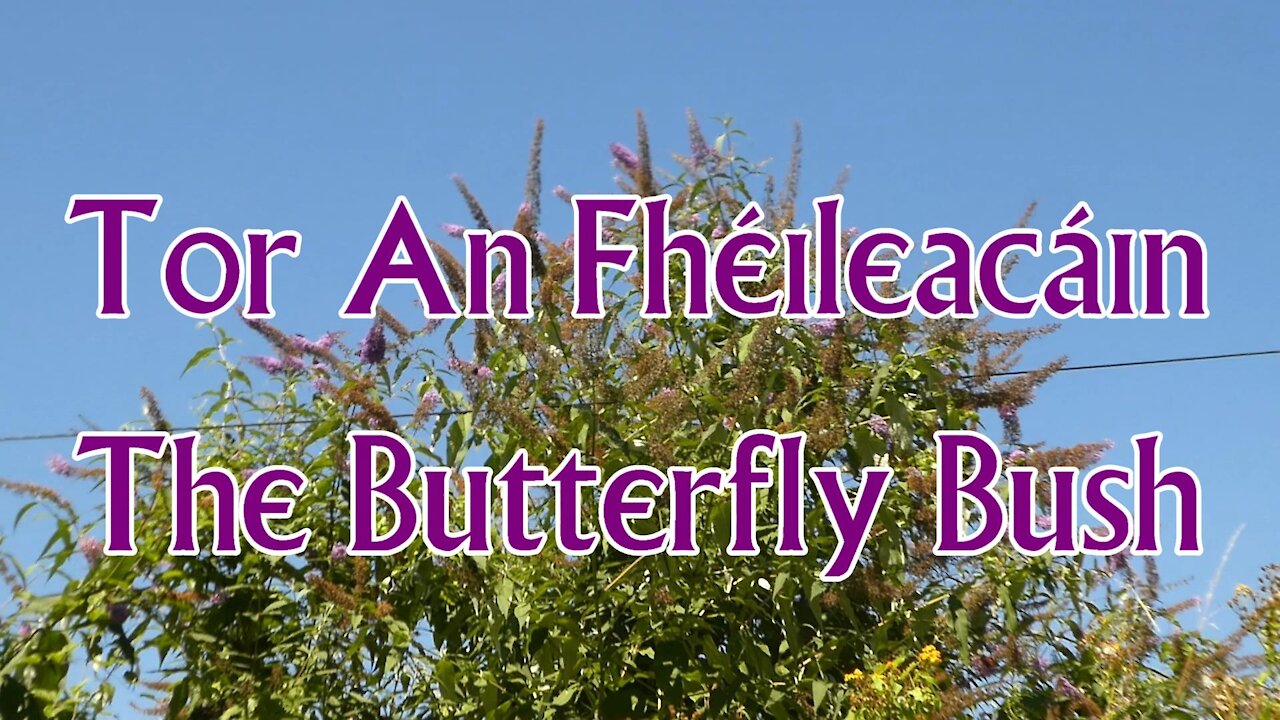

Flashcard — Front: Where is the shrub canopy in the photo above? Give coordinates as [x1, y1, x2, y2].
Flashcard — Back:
[1, 114, 1276, 719]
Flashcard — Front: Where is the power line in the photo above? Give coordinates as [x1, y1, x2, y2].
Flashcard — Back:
[982, 349, 1280, 378]
[0, 349, 1276, 445]
[0, 403, 609, 445]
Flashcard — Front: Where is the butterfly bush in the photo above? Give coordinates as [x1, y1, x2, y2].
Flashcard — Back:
[0, 112, 1276, 719]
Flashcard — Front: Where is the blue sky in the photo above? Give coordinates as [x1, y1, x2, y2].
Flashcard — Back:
[1, 1, 1277, 641]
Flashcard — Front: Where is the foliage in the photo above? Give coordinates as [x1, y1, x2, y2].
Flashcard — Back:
[0, 113, 1277, 719]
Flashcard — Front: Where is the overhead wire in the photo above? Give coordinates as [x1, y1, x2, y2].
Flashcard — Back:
[1, 349, 1276, 445]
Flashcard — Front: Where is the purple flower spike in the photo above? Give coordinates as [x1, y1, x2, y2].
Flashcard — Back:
[610, 142, 639, 171]
[690, 135, 714, 165]
[247, 355, 306, 376]
[970, 654, 997, 677]
[1054, 675, 1085, 700]
[107, 602, 130, 626]
[1105, 552, 1130, 573]
[868, 415, 890, 438]
[358, 323, 386, 365]
[330, 542, 348, 561]
[441, 223, 466, 239]
[292, 333, 337, 354]
[421, 389, 442, 413]
[809, 319, 837, 338]
[78, 536, 105, 565]
[48, 455, 76, 477]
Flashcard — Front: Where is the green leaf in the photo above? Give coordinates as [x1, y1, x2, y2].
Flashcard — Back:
[167, 679, 189, 719]
[182, 346, 217, 377]
[496, 578, 514, 616]
[955, 607, 970, 663]
[736, 326, 758, 362]
[812, 678, 829, 708]
[435, 659, 458, 701]
[12, 501, 39, 529]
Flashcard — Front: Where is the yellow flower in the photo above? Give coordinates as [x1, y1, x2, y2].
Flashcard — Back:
[843, 669, 864, 682]
[918, 644, 942, 665]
